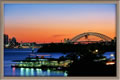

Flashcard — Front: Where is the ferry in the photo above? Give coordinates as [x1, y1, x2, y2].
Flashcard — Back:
[11, 54, 73, 70]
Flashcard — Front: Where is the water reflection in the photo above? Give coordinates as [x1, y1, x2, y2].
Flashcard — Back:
[12, 67, 16, 76]
[20, 68, 24, 76]
[26, 68, 30, 76]
[13, 67, 68, 76]
[31, 68, 34, 76]
[36, 68, 42, 76]
[47, 69, 50, 76]
[64, 71, 68, 77]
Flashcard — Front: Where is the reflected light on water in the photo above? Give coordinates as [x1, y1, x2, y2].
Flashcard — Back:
[26, 68, 30, 76]
[36, 68, 43, 76]
[31, 68, 34, 76]
[47, 69, 50, 76]
[20, 68, 24, 76]
[12, 67, 16, 76]
[19, 68, 67, 76]
[64, 71, 68, 77]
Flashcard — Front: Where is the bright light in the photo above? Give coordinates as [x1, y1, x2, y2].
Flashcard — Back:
[110, 54, 114, 57]
[64, 71, 68, 77]
[47, 69, 50, 72]
[106, 61, 115, 65]
[95, 49, 98, 52]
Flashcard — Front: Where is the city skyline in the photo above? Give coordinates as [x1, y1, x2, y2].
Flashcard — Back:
[4, 4, 116, 43]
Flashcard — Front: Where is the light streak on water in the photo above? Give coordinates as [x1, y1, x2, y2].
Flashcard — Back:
[26, 68, 30, 76]
[64, 71, 68, 77]
[20, 68, 24, 76]
[12, 67, 16, 76]
[47, 69, 50, 76]
[31, 68, 34, 76]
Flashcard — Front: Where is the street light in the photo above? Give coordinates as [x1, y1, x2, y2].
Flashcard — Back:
[95, 49, 98, 53]
[93, 49, 98, 54]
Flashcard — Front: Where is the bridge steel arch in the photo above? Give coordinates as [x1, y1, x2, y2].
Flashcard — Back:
[70, 32, 112, 42]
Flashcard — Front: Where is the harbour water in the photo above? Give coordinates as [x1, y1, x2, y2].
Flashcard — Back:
[4, 48, 68, 77]
[4, 48, 115, 77]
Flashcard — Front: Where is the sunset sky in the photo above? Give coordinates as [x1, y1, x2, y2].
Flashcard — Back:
[4, 4, 116, 43]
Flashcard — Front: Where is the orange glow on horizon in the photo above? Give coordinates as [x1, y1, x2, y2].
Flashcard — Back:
[4, 4, 116, 43]
[5, 19, 116, 43]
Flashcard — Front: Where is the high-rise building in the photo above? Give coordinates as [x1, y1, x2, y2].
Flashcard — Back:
[4, 34, 9, 45]
[11, 37, 17, 45]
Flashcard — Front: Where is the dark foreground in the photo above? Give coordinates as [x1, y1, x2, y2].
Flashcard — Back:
[5, 41, 116, 76]
[37, 42, 116, 76]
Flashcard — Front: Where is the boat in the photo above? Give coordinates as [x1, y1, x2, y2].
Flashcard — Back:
[11, 54, 73, 70]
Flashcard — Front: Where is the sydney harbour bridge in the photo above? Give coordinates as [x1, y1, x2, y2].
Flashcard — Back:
[19, 32, 113, 48]
[66, 32, 113, 43]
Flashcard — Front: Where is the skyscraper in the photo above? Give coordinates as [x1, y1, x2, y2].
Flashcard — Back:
[4, 34, 9, 45]
[11, 37, 17, 45]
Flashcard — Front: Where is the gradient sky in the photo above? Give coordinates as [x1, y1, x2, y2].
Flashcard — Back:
[4, 4, 116, 43]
